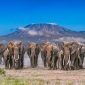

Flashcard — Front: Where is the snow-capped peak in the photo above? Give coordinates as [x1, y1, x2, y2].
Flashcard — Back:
[47, 23, 57, 25]
[18, 27, 27, 31]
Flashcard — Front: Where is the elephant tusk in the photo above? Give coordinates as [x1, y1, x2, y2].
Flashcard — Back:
[18, 55, 19, 60]
[14, 55, 19, 61]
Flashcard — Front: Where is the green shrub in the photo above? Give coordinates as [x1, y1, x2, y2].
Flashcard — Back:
[0, 68, 5, 75]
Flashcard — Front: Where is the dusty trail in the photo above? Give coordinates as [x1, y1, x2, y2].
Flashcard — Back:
[1, 53, 85, 83]
[5, 68, 85, 82]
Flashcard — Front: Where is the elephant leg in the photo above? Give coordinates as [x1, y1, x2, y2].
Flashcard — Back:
[47, 57, 52, 70]
[64, 60, 67, 70]
[0, 55, 2, 64]
[42, 56, 47, 67]
[80, 54, 84, 69]
[52, 56, 57, 70]
[7, 58, 10, 69]
[0, 58, 2, 64]
[73, 58, 79, 70]
[60, 55, 64, 70]
[5, 59, 8, 69]
[41, 52, 47, 67]
[35, 56, 38, 67]
[6, 56, 10, 69]
[30, 57, 32, 67]
[21, 56, 24, 68]
[64, 58, 70, 70]
[30, 56, 34, 68]
[63, 56, 68, 70]
[11, 56, 15, 69]
[70, 54, 76, 70]
[54, 58, 57, 70]
[19, 55, 21, 68]
[9, 57, 13, 69]
[34, 55, 38, 67]
[58, 56, 63, 70]
[20, 55, 24, 68]
[78, 55, 83, 68]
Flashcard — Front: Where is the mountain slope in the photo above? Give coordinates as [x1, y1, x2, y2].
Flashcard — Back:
[0, 23, 85, 43]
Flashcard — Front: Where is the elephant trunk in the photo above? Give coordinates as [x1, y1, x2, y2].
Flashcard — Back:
[14, 47, 20, 69]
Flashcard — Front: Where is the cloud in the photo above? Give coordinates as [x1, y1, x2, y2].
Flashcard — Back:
[28, 30, 43, 36]
[28, 30, 38, 36]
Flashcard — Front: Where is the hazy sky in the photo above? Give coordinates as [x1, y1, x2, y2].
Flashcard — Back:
[0, 0, 85, 35]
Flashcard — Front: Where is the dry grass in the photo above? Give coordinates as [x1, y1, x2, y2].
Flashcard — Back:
[1, 68, 85, 85]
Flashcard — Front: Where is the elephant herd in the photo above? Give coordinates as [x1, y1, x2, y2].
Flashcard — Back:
[0, 41, 85, 70]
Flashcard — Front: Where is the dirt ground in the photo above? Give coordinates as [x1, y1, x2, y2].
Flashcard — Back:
[1, 53, 85, 85]
[5, 68, 85, 81]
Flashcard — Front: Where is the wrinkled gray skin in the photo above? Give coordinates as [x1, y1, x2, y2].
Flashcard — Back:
[46, 44, 53, 69]
[4, 48, 10, 69]
[57, 49, 64, 70]
[63, 42, 82, 70]
[18, 43, 25, 69]
[56, 42, 64, 70]
[63, 43, 71, 70]
[4, 41, 25, 69]
[27, 43, 40, 68]
[70, 42, 82, 70]
[0, 44, 5, 64]
[80, 45, 85, 69]
[13, 45, 19, 69]
[3, 42, 14, 69]
[51, 44, 59, 70]
[40, 42, 64, 70]
[52, 47, 64, 70]
[40, 43, 47, 67]
[13, 42, 25, 69]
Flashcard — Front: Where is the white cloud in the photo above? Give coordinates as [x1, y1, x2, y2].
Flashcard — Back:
[28, 30, 43, 36]
[28, 30, 38, 36]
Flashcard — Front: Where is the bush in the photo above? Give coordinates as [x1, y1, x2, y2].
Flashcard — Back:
[0, 68, 5, 75]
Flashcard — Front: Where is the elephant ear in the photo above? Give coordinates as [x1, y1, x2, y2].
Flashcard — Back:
[70, 42, 80, 55]
[8, 41, 14, 49]
[71, 49, 76, 55]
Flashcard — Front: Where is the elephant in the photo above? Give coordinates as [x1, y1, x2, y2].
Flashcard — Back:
[27, 42, 40, 68]
[51, 42, 64, 70]
[3, 41, 25, 69]
[40, 42, 63, 70]
[3, 41, 14, 69]
[53, 42, 64, 70]
[13, 41, 25, 69]
[57, 49, 64, 70]
[0, 43, 5, 64]
[18, 42, 25, 69]
[63, 43, 71, 70]
[79, 45, 85, 69]
[40, 42, 48, 67]
[40, 42, 55, 69]
[63, 42, 82, 70]
[51, 44, 59, 70]
[45, 44, 53, 69]
[69, 42, 82, 70]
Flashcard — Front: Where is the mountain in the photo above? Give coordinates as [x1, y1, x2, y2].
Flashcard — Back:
[0, 23, 85, 43]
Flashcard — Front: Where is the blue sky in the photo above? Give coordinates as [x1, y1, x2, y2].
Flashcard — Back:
[0, 0, 85, 35]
